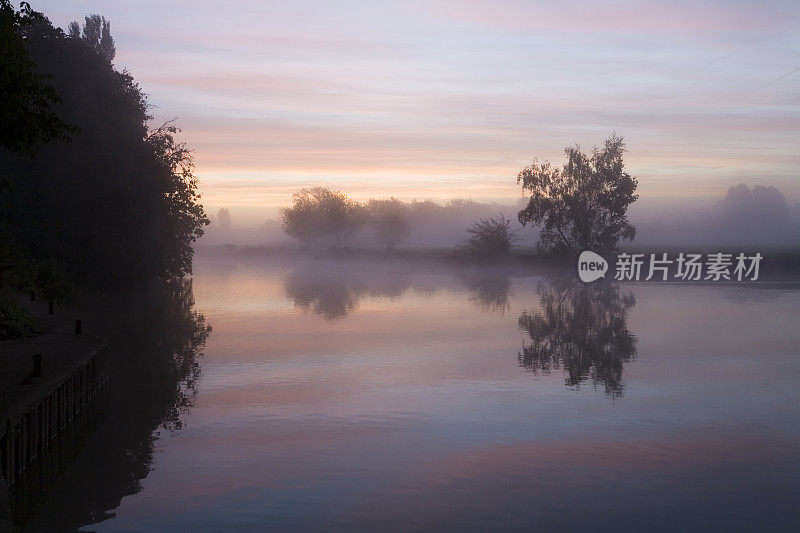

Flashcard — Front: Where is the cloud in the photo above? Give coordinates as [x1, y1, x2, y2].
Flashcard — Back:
[36, 0, 800, 211]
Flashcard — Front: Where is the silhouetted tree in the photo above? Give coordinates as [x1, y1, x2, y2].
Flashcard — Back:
[145, 121, 209, 279]
[323, 189, 367, 246]
[280, 189, 322, 243]
[66, 20, 78, 38]
[281, 187, 367, 246]
[0, 0, 76, 157]
[69, 14, 115, 63]
[0, 10, 208, 290]
[517, 133, 638, 252]
[518, 278, 637, 398]
[462, 214, 519, 258]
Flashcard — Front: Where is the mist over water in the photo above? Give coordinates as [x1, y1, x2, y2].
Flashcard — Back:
[25, 254, 800, 531]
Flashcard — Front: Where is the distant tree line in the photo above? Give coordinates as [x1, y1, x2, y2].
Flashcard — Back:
[277, 134, 639, 259]
[281, 187, 369, 247]
[0, 1, 208, 299]
[279, 188, 523, 258]
[280, 188, 410, 249]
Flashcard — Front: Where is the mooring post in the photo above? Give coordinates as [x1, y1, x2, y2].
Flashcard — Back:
[75, 319, 82, 335]
[30, 290, 35, 302]
[48, 300, 54, 314]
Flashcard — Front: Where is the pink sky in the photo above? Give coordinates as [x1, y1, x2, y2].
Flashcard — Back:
[36, 0, 800, 222]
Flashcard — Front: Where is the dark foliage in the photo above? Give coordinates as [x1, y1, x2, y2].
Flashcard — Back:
[517, 133, 638, 252]
[0, 9, 208, 293]
[0, 0, 77, 157]
[69, 14, 115, 63]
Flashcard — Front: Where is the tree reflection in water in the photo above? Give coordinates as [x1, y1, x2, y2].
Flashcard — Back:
[518, 278, 637, 398]
[22, 279, 210, 532]
[284, 270, 359, 319]
[285, 263, 516, 319]
[284, 264, 411, 320]
[460, 269, 512, 314]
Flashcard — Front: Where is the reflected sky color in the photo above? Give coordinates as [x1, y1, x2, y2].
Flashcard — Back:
[33, 0, 800, 221]
[80, 257, 800, 531]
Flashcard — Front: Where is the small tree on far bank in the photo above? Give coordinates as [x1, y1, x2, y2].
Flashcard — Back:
[280, 187, 367, 247]
[462, 214, 519, 258]
[517, 133, 638, 252]
[280, 189, 323, 243]
[324, 190, 368, 246]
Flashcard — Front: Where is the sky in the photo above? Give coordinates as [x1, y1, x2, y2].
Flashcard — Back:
[34, 0, 800, 223]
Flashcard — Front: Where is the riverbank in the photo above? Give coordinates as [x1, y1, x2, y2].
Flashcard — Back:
[196, 244, 800, 281]
[0, 289, 108, 530]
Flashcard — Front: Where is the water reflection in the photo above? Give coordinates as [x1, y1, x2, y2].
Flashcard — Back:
[283, 262, 515, 319]
[23, 279, 210, 532]
[460, 269, 512, 314]
[283, 264, 411, 319]
[284, 269, 359, 319]
[27, 258, 800, 531]
[518, 278, 638, 398]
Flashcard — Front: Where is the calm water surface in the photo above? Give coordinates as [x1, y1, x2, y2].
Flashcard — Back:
[27, 256, 800, 531]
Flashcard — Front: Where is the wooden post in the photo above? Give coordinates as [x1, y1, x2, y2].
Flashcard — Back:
[32, 354, 43, 377]
[30, 290, 35, 302]
[75, 319, 82, 335]
[48, 300, 54, 314]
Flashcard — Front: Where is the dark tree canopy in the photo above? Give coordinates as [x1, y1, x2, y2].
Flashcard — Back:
[517, 133, 638, 252]
[0, 0, 77, 157]
[0, 7, 208, 293]
[69, 14, 115, 63]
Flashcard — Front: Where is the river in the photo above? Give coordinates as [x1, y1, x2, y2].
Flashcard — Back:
[23, 254, 800, 531]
